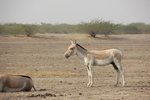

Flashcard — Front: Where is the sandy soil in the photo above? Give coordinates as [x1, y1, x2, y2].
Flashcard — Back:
[0, 33, 150, 100]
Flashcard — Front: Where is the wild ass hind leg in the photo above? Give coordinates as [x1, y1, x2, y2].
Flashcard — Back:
[114, 61, 126, 87]
[111, 62, 119, 87]
[86, 64, 93, 87]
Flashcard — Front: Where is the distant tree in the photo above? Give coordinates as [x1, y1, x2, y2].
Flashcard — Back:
[122, 25, 141, 34]
[100, 21, 117, 37]
[21, 24, 38, 37]
[0, 25, 5, 34]
[144, 25, 150, 34]
[2, 23, 23, 36]
[129, 23, 150, 34]
[78, 19, 117, 37]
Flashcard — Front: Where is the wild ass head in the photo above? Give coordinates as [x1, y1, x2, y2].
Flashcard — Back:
[65, 40, 77, 58]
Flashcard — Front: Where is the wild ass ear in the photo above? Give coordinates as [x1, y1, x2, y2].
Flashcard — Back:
[70, 40, 77, 44]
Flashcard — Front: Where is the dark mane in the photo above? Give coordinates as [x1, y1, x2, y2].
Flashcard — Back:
[76, 44, 87, 51]
[15, 75, 32, 80]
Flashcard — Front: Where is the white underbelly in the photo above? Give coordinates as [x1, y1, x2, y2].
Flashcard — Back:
[94, 57, 113, 66]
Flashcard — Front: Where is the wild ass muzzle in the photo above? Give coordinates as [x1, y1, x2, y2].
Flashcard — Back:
[64, 40, 126, 87]
[0, 74, 46, 92]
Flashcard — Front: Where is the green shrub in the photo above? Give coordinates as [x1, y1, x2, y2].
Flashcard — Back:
[21, 24, 38, 37]
[78, 19, 117, 37]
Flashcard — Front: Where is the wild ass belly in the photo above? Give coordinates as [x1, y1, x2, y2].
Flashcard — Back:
[94, 56, 113, 66]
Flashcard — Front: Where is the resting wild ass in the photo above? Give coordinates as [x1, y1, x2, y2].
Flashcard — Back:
[0, 74, 45, 92]
[64, 40, 126, 87]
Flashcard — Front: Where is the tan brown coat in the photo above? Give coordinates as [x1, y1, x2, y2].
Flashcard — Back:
[65, 40, 126, 87]
[0, 74, 38, 92]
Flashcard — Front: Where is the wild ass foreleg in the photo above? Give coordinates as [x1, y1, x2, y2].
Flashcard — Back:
[87, 64, 93, 87]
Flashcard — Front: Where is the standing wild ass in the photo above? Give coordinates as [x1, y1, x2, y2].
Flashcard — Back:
[64, 40, 126, 87]
[0, 74, 45, 92]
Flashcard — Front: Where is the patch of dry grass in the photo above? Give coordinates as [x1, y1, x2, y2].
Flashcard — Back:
[0, 71, 80, 76]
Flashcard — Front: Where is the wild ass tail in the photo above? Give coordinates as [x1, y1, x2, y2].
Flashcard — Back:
[33, 85, 46, 91]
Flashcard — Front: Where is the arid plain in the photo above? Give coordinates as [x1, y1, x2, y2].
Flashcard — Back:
[0, 33, 150, 100]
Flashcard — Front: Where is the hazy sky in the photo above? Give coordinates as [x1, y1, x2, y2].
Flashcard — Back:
[0, 0, 150, 24]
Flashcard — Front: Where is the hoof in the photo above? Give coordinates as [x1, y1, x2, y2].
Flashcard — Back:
[87, 83, 93, 87]
[122, 82, 126, 87]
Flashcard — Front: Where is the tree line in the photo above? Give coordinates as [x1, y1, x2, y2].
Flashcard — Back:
[0, 19, 150, 37]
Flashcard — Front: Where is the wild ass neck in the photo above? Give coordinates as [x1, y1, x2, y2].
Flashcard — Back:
[76, 44, 87, 61]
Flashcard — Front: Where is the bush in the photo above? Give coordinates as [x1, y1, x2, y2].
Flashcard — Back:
[122, 25, 141, 34]
[78, 19, 117, 37]
[0, 22, 149, 37]
[0, 25, 5, 34]
[115, 23, 150, 34]
[129, 23, 150, 34]
[38, 23, 78, 33]
[21, 24, 38, 37]
[2, 23, 23, 36]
